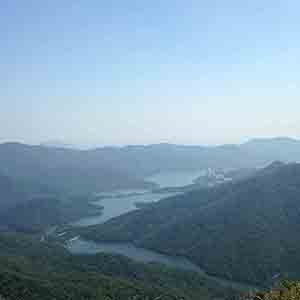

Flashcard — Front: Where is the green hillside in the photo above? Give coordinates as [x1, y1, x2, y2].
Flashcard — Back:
[0, 173, 103, 232]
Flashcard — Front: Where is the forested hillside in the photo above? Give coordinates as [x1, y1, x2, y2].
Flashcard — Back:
[0, 174, 102, 232]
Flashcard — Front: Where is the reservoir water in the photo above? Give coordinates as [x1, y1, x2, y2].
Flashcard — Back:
[72, 169, 206, 227]
[72, 190, 178, 227]
[67, 238, 259, 291]
[145, 169, 207, 188]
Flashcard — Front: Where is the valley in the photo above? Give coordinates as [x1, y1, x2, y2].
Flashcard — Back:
[68, 162, 300, 287]
[1, 140, 300, 299]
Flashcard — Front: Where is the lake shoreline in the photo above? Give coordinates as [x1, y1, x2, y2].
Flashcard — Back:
[65, 237, 263, 292]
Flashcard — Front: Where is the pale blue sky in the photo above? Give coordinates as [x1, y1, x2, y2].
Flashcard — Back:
[1, 1, 300, 145]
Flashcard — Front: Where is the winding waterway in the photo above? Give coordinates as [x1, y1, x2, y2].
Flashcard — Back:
[64, 170, 260, 292]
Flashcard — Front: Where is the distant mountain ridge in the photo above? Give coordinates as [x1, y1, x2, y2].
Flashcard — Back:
[0, 142, 153, 193]
[1, 137, 300, 193]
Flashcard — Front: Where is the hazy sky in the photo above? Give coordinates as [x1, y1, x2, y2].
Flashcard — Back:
[1, 1, 300, 146]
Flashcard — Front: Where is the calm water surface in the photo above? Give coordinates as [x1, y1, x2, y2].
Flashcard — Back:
[145, 169, 207, 188]
[72, 190, 177, 227]
[72, 170, 205, 227]
[67, 238, 259, 291]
